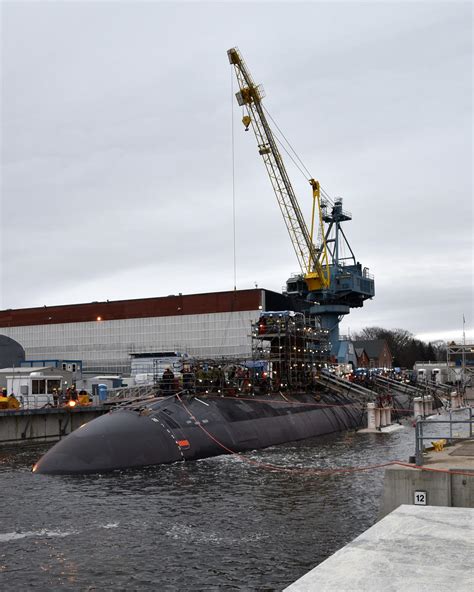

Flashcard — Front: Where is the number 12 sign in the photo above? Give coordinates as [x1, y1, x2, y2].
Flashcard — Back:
[414, 491, 427, 505]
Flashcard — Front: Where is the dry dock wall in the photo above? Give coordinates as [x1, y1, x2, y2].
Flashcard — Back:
[0, 407, 106, 445]
[378, 464, 474, 519]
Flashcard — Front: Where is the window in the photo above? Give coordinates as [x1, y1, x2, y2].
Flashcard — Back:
[47, 379, 61, 392]
[32, 379, 46, 394]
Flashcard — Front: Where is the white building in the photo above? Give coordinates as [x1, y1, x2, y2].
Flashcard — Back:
[0, 366, 73, 408]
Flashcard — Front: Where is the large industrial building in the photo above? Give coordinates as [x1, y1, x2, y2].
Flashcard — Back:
[0, 289, 302, 375]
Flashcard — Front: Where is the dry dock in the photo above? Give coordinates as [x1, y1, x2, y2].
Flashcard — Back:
[285, 505, 474, 592]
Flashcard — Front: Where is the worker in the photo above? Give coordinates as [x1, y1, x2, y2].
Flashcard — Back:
[0, 388, 9, 410]
[162, 367, 175, 394]
[52, 388, 59, 408]
[58, 389, 67, 406]
[7, 393, 20, 410]
[78, 389, 90, 406]
[182, 365, 195, 392]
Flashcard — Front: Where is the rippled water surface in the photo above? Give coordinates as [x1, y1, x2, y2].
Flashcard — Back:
[0, 424, 416, 591]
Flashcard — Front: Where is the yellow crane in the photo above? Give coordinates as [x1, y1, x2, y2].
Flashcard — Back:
[228, 47, 330, 292]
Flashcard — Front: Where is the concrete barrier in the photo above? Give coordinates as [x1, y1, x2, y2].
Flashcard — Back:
[413, 397, 424, 418]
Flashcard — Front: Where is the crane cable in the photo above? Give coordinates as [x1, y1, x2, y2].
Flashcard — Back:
[231, 66, 237, 291]
[263, 105, 312, 179]
[262, 104, 335, 207]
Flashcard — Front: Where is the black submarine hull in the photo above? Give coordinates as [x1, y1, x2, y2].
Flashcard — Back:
[34, 393, 365, 475]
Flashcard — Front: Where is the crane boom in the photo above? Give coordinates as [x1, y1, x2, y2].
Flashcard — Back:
[228, 47, 330, 291]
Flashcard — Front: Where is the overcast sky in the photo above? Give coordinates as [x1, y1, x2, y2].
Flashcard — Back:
[1, 1, 472, 343]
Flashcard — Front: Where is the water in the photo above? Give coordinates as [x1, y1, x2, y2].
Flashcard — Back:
[0, 425, 415, 591]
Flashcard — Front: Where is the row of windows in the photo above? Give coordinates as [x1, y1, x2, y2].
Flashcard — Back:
[32, 379, 61, 394]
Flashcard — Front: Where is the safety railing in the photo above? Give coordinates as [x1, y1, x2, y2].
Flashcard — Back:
[414, 407, 474, 465]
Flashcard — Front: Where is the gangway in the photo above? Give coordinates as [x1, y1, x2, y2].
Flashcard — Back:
[105, 384, 159, 404]
[374, 376, 425, 397]
[375, 375, 445, 414]
[424, 380, 454, 396]
[316, 373, 375, 404]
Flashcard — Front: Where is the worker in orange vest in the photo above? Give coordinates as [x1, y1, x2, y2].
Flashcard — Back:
[7, 393, 20, 409]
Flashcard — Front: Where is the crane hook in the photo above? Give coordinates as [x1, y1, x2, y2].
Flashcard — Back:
[242, 115, 251, 131]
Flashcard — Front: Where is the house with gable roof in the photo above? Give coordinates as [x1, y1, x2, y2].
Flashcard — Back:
[351, 339, 392, 369]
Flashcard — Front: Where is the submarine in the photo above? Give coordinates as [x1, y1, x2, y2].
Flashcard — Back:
[33, 390, 365, 475]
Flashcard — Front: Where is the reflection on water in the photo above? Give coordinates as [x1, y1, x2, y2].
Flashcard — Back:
[0, 424, 416, 590]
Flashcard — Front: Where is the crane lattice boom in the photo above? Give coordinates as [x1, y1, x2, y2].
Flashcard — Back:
[228, 47, 330, 291]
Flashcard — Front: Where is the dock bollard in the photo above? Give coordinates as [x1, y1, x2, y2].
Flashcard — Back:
[375, 405, 381, 428]
[367, 402, 381, 430]
[423, 395, 433, 416]
[413, 397, 424, 419]
[379, 406, 387, 427]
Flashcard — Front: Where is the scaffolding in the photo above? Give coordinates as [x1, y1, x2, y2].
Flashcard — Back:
[447, 341, 474, 387]
[109, 312, 332, 399]
[251, 311, 330, 391]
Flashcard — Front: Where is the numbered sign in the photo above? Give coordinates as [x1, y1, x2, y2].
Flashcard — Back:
[414, 491, 427, 505]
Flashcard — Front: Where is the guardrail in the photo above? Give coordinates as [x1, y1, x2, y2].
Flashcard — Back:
[414, 408, 474, 465]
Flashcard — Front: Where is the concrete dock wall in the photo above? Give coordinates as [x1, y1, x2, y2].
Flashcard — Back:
[0, 407, 107, 445]
[378, 464, 474, 518]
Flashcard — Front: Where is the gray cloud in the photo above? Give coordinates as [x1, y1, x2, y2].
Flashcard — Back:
[1, 1, 472, 342]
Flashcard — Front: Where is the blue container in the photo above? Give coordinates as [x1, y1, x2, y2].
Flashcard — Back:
[98, 384, 108, 402]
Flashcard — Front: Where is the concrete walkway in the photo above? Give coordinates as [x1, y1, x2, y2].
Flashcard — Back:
[284, 505, 474, 592]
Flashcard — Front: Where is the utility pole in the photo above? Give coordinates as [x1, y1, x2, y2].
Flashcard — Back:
[462, 314, 466, 393]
